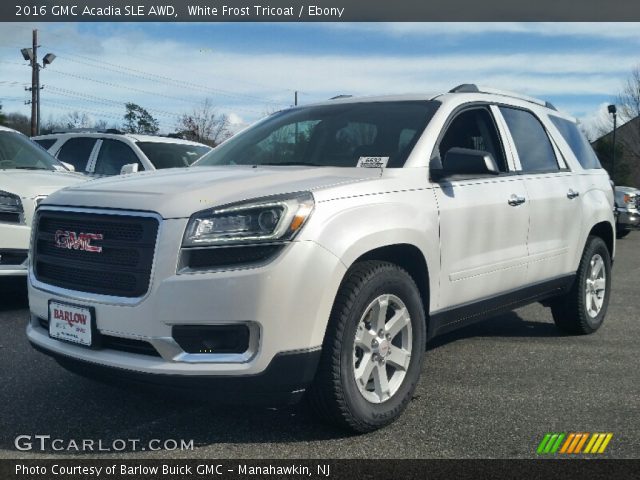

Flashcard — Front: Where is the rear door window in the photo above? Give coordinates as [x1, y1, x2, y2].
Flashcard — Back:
[500, 107, 559, 172]
[57, 138, 97, 172]
[94, 139, 142, 175]
[33, 138, 57, 150]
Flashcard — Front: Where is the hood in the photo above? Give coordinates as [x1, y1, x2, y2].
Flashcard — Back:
[43, 165, 382, 218]
[0, 169, 87, 199]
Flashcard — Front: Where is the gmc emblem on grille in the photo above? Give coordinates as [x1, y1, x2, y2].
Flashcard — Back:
[54, 230, 103, 253]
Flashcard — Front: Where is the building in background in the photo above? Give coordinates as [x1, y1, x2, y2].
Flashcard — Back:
[592, 116, 640, 188]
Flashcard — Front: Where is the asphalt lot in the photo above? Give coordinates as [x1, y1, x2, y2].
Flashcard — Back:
[1, 234, 638, 459]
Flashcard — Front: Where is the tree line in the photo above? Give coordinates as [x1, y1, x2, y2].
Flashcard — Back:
[0, 98, 232, 147]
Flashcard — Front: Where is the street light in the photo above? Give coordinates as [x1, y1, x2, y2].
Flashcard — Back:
[42, 53, 56, 66]
[20, 48, 33, 62]
[608, 104, 617, 182]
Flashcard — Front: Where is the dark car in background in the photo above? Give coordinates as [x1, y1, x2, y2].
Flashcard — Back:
[615, 186, 640, 239]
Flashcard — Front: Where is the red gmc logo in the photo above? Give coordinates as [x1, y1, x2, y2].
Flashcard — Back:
[54, 230, 103, 253]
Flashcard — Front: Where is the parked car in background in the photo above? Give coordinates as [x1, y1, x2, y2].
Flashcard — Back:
[614, 186, 640, 239]
[33, 130, 211, 177]
[0, 126, 85, 276]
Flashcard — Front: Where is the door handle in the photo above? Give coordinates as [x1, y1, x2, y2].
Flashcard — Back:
[567, 189, 580, 199]
[508, 194, 526, 206]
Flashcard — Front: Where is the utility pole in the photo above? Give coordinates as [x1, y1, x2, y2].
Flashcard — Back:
[608, 104, 617, 182]
[30, 29, 38, 136]
[21, 29, 55, 136]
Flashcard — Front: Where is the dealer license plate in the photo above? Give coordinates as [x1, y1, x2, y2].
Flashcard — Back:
[48, 301, 93, 347]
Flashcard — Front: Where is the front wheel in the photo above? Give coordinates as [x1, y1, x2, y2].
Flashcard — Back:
[307, 261, 426, 433]
[551, 236, 612, 334]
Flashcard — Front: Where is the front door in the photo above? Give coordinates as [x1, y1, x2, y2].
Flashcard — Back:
[433, 106, 530, 310]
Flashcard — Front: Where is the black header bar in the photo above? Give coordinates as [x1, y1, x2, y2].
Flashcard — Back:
[3, 0, 640, 22]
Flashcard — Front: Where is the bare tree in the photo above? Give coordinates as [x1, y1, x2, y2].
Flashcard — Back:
[64, 111, 92, 130]
[1, 112, 30, 135]
[93, 119, 109, 131]
[617, 66, 640, 159]
[41, 115, 66, 134]
[176, 99, 231, 146]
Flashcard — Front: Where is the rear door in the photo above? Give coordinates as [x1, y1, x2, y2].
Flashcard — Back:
[497, 106, 583, 283]
[92, 139, 143, 176]
[433, 105, 530, 309]
[55, 137, 99, 173]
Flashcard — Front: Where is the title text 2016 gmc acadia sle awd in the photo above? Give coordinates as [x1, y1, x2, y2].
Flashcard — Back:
[28, 85, 615, 432]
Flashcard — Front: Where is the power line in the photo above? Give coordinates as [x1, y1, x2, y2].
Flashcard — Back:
[44, 68, 266, 115]
[45, 87, 183, 119]
[49, 51, 286, 106]
[36, 28, 300, 97]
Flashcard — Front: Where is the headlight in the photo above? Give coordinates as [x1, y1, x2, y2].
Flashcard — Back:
[0, 191, 23, 213]
[182, 192, 314, 246]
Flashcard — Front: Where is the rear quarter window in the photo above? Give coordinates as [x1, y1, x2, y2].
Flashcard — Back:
[549, 116, 601, 170]
[33, 138, 57, 150]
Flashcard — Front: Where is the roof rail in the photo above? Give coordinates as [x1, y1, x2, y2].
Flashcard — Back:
[448, 84, 557, 111]
[51, 128, 124, 134]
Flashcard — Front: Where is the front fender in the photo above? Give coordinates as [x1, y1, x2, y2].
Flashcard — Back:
[300, 189, 440, 312]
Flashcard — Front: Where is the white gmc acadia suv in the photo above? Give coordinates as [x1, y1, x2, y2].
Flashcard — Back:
[32, 131, 211, 177]
[27, 85, 615, 432]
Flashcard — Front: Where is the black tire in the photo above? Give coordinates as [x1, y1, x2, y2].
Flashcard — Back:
[616, 229, 630, 239]
[307, 260, 426, 433]
[551, 236, 611, 335]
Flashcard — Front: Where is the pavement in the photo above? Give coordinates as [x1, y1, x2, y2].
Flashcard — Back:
[1, 233, 638, 459]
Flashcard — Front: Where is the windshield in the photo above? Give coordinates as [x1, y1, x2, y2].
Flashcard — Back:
[0, 131, 62, 171]
[137, 142, 211, 169]
[194, 101, 440, 168]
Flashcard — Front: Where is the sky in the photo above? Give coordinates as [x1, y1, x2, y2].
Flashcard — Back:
[1, 22, 639, 139]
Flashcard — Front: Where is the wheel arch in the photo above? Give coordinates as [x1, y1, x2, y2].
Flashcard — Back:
[339, 243, 432, 342]
[587, 221, 615, 262]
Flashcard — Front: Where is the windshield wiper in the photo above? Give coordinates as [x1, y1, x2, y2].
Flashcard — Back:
[12, 166, 49, 170]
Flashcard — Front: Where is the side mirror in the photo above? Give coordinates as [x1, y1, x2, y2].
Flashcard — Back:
[431, 147, 500, 181]
[120, 163, 139, 175]
[60, 161, 75, 172]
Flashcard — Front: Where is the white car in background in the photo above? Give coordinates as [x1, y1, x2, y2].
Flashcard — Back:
[0, 126, 85, 276]
[33, 131, 212, 176]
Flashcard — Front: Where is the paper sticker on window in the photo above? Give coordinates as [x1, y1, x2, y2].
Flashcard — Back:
[357, 156, 389, 168]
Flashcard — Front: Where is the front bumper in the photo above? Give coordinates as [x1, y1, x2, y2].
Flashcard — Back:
[0, 222, 30, 277]
[31, 341, 321, 404]
[0, 196, 38, 276]
[28, 216, 345, 391]
[617, 207, 640, 230]
[0, 262, 27, 276]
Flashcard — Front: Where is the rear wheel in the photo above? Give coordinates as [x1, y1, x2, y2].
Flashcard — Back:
[307, 261, 426, 432]
[551, 236, 611, 334]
